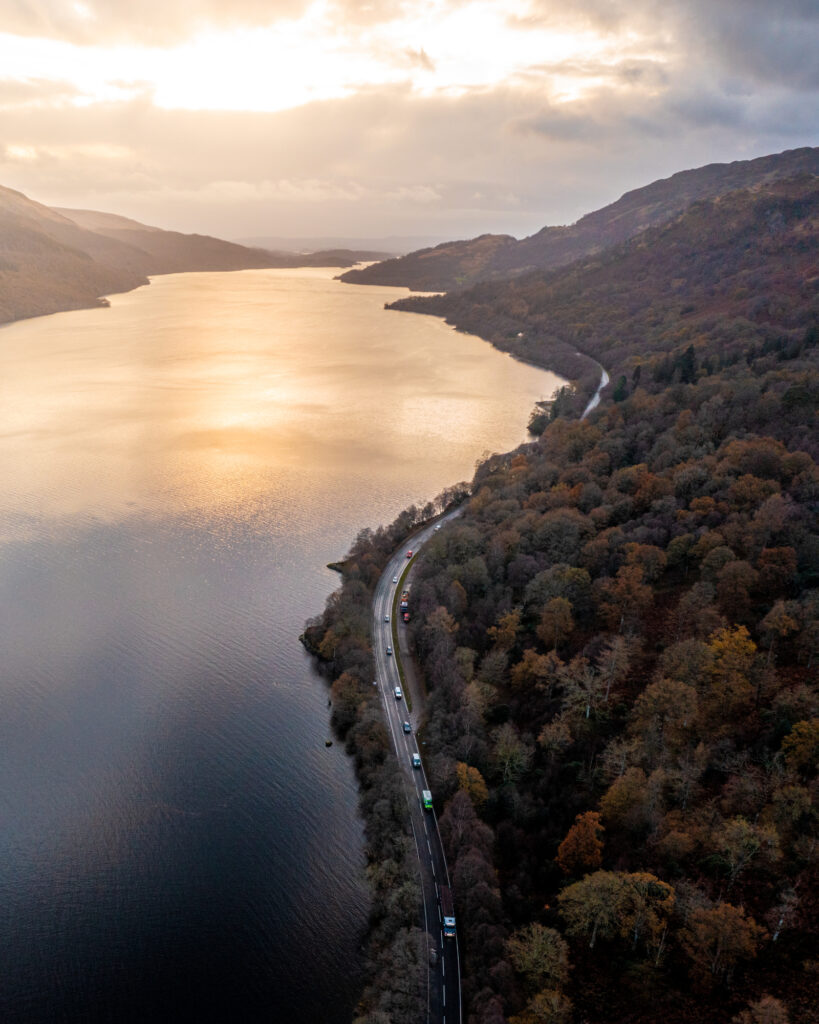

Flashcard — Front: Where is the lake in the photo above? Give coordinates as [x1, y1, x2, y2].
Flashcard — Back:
[0, 268, 562, 1022]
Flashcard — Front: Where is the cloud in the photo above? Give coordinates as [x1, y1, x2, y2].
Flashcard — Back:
[0, 0, 312, 46]
[0, 0, 815, 241]
[403, 47, 435, 72]
[0, 77, 81, 108]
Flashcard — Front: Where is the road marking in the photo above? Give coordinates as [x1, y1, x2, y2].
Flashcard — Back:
[442, 960, 445, 977]
[369, 512, 465, 1024]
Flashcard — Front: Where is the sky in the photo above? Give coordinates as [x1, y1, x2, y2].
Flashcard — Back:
[0, 0, 817, 242]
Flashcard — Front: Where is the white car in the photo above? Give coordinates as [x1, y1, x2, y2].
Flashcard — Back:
[384, 614, 390, 622]
[392, 576, 398, 583]
[386, 645, 392, 655]
[394, 686, 403, 699]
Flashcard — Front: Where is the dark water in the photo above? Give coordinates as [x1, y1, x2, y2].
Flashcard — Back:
[0, 269, 561, 1022]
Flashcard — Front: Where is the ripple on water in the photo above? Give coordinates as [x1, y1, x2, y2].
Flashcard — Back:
[0, 268, 563, 1021]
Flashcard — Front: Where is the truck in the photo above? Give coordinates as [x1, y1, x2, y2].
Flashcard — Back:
[440, 885, 456, 939]
[399, 587, 410, 612]
[422, 789, 433, 810]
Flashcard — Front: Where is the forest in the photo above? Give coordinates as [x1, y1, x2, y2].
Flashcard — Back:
[305, 173, 818, 1024]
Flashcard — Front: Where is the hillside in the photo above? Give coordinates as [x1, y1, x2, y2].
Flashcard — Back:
[0, 187, 152, 323]
[392, 174, 819, 419]
[0, 186, 383, 328]
[340, 146, 819, 291]
[306, 171, 819, 1024]
[57, 207, 307, 274]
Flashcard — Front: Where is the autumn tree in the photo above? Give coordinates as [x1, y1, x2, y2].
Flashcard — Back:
[715, 816, 781, 891]
[558, 871, 675, 954]
[537, 597, 574, 651]
[511, 649, 562, 694]
[558, 870, 630, 948]
[630, 677, 698, 762]
[509, 988, 573, 1024]
[506, 923, 570, 991]
[760, 600, 800, 665]
[732, 995, 790, 1024]
[556, 811, 605, 875]
[456, 761, 489, 809]
[781, 718, 819, 776]
[487, 607, 522, 651]
[491, 722, 533, 783]
[700, 625, 757, 727]
[679, 902, 765, 981]
[560, 655, 607, 721]
[619, 872, 676, 958]
[596, 563, 653, 633]
[600, 767, 650, 830]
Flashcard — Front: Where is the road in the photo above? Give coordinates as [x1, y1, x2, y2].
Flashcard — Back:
[371, 511, 462, 1024]
[581, 365, 610, 418]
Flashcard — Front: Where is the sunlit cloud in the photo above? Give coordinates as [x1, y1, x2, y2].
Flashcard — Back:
[0, 1, 657, 114]
[0, 0, 815, 239]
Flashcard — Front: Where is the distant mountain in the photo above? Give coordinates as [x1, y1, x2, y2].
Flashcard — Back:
[0, 186, 384, 327]
[56, 207, 288, 275]
[391, 174, 819, 409]
[0, 187, 152, 324]
[341, 146, 819, 291]
[238, 234, 445, 255]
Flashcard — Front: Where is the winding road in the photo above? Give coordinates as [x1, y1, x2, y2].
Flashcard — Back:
[581, 365, 610, 419]
[371, 511, 463, 1024]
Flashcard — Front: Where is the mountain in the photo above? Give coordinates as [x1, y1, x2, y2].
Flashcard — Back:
[55, 207, 289, 274]
[0, 186, 383, 327]
[340, 146, 819, 291]
[0, 186, 154, 324]
[391, 174, 819, 415]
[238, 234, 443, 255]
[59, 210, 392, 270]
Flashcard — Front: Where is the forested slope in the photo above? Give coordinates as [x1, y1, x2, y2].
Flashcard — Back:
[392, 175, 819, 420]
[307, 174, 819, 1024]
[340, 147, 819, 291]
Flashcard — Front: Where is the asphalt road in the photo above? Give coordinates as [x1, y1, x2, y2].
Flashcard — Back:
[371, 511, 462, 1024]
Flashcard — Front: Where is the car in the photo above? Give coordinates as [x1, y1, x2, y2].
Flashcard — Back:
[402, 721, 411, 733]
[386, 645, 392, 655]
[392, 575, 398, 583]
[412, 753, 421, 768]
[394, 686, 403, 699]
[434, 524, 442, 531]
[406, 550, 413, 558]
[384, 613, 390, 622]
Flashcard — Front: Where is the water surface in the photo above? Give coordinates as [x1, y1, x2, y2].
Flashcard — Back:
[0, 268, 562, 1022]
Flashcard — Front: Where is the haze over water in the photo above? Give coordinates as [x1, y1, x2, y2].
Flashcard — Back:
[0, 268, 562, 1022]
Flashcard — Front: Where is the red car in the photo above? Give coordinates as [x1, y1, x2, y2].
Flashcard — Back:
[406, 550, 413, 558]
